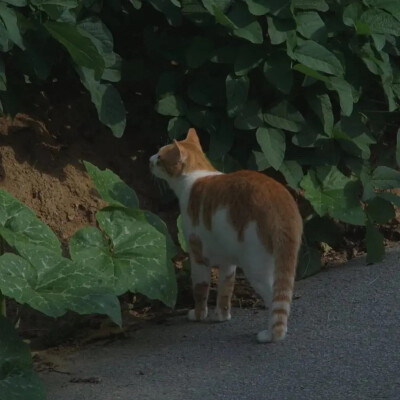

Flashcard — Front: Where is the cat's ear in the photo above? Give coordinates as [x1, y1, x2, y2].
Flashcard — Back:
[186, 128, 201, 148]
[173, 139, 187, 162]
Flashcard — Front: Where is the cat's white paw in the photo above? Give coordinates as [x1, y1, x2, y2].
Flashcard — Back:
[187, 307, 208, 321]
[210, 309, 231, 322]
[257, 330, 272, 343]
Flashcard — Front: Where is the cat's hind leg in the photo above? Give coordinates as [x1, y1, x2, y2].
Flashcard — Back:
[242, 255, 275, 343]
[187, 234, 211, 321]
[211, 264, 236, 322]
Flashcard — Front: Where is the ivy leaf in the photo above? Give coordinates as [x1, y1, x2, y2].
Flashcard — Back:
[296, 11, 327, 41]
[186, 36, 213, 68]
[307, 92, 333, 136]
[77, 67, 126, 137]
[0, 189, 61, 257]
[168, 117, 191, 139]
[245, 0, 269, 16]
[234, 100, 263, 130]
[366, 223, 385, 264]
[263, 51, 293, 94]
[360, 9, 400, 36]
[70, 207, 177, 308]
[370, 166, 400, 189]
[256, 126, 285, 170]
[264, 101, 305, 132]
[0, 4, 25, 50]
[45, 21, 104, 79]
[156, 93, 187, 116]
[188, 77, 225, 107]
[0, 249, 122, 325]
[226, 74, 249, 118]
[293, 40, 344, 76]
[326, 77, 354, 116]
[301, 166, 366, 225]
[83, 161, 139, 209]
[292, 0, 328, 12]
[266, 15, 295, 45]
[279, 160, 304, 189]
[0, 315, 46, 400]
[228, 2, 263, 44]
[296, 240, 322, 279]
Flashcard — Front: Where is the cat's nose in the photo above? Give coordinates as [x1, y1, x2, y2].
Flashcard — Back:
[149, 154, 158, 168]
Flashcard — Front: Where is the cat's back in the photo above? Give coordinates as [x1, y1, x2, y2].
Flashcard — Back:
[188, 170, 300, 227]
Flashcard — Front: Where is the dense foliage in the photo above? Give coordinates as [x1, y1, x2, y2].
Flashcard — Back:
[1, 1, 400, 273]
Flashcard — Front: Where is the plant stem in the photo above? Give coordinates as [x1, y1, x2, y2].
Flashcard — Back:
[0, 291, 6, 317]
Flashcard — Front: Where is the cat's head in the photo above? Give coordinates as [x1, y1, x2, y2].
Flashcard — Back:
[149, 128, 215, 181]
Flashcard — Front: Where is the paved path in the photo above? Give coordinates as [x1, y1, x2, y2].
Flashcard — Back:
[41, 248, 400, 400]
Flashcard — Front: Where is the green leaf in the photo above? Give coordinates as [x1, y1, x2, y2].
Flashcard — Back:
[264, 52, 293, 94]
[45, 21, 104, 79]
[293, 40, 344, 76]
[83, 161, 139, 209]
[363, 0, 400, 22]
[296, 11, 327, 41]
[148, 0, 182, 26]
[258, 0, 291, 16]
[70, 207, 177, 307]
[0, 315, 46, 400]
[292, 0, 328, 12]
[77, 67, 126, 137]
[168, 117, 191, 139]
[366, 223, 385, 264]
[366, 197, 395, 224]
[266, 15, 294, 45]
[129, 0, 142, 9]
[31, 0, 78, 6]
[77, 17, 118, 71]
[234, 44, 265, 76]
[301, 167, 366, 225]
[264, 101, 305, 132]
[188, 77, 225, 107]
[293, 63, 329, 82]
[156, 93, 187, 116]
[156, 70, 183, 97]
[343, 2, 363, 27]
[307, 92, 333, 136]
[326, 77, 354, 116]
[228, 2, 263, 44]
[378, 192, 400, 208]
[0, 249, 122, 325]
[371, 166, 400, 189]
[360, 9, 400, 36]
[0, 189, 61, 257]
[234, 100, 263, 130]
[256, 126, 285, 170]
[186, 36, 213, 68]
[279, 160, 304, 189]
[245, 0, 269, 16]
[0, 4, 25, 50]
[177, 214, 188, 252]
[226, 74, 249, 118]
[296, 240, 322, 279]
[1, 0, 27, 6]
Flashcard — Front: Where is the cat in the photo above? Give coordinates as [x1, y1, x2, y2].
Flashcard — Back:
[150, 128, 303, 342]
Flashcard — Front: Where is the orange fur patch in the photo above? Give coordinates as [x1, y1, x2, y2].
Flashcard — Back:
[157, 129, 215, 177]
[194, 282, 209, 320]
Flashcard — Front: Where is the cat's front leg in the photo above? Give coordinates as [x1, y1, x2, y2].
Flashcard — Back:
[211, 265, 236, 322]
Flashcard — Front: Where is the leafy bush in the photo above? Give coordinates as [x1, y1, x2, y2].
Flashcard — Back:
[0, 0, 400, 277]
[0, 162, 177, 398]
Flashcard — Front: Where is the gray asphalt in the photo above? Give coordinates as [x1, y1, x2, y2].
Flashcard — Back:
[41, 248, 400, 400]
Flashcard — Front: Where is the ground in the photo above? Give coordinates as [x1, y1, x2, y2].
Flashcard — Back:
[0, 85, 399, 351]
[39, 248, 400, 400]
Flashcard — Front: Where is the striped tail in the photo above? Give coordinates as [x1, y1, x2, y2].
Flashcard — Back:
[270, 238, 300, 341]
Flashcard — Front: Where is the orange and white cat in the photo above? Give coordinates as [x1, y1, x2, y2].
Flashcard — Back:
[150, 129, 303, 342]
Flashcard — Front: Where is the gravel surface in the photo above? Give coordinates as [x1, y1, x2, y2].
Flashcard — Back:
[41, 248, 400, 400]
